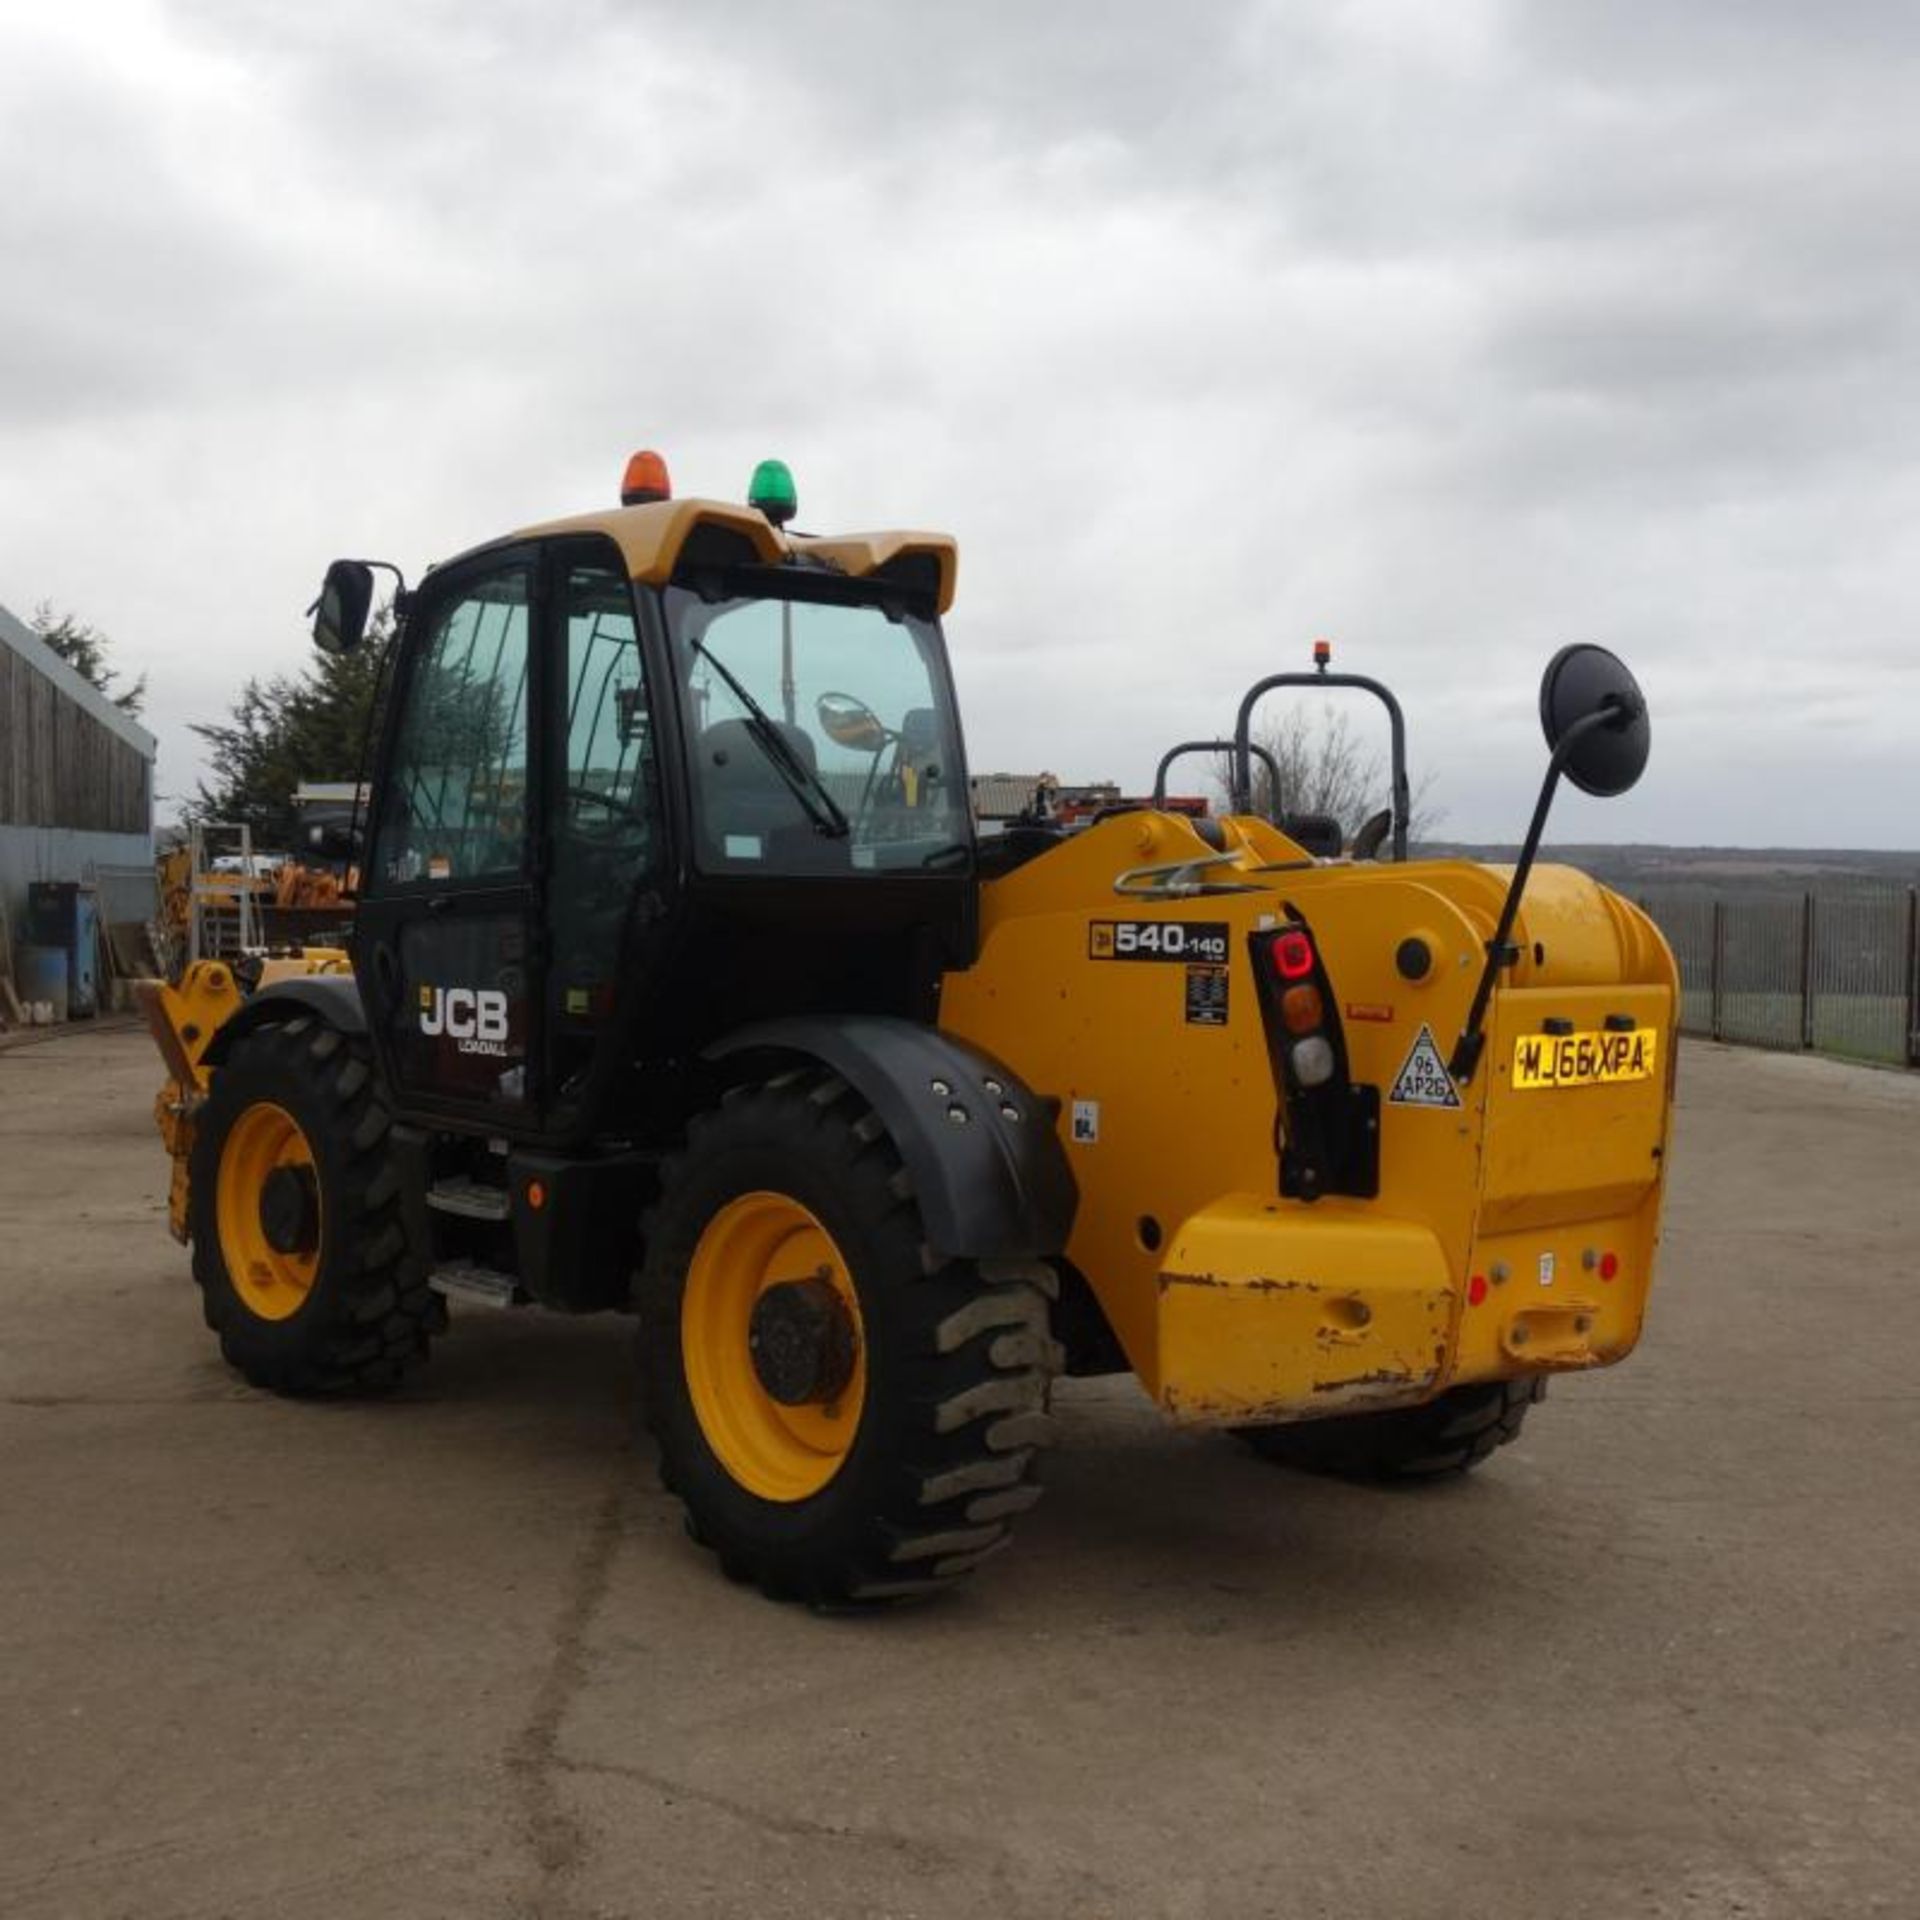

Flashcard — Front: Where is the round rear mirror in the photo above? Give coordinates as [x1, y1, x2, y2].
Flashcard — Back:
[1538, 643, 1650, 797]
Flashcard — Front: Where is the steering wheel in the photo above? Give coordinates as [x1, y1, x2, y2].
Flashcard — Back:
[566, 784, 647, 827]
[815, 692, 893, 754]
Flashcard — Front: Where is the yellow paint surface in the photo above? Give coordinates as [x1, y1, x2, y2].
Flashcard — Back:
[940, 815, 1679, 1426]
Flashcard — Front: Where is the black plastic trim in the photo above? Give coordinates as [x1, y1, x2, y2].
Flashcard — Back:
[202, 975, 367, 1065]
[705, 1015, 1076, 1259]
[1246, 915, 1380, 1202]
[508, 1147, 652, 1313]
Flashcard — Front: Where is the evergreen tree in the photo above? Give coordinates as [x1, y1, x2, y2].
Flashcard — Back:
[188, 617, 389, 849]
[30, 604, 147, 719]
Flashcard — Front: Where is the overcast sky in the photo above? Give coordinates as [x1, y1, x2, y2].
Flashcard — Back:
[4, 0, 1916, 847]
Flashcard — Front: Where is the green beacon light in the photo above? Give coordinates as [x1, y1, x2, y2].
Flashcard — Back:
[748, 458, 798, 528]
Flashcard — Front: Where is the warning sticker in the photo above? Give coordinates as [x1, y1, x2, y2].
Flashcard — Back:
[1184, 965, 1229, 1027]
[1389, 1025, 1461, 1109]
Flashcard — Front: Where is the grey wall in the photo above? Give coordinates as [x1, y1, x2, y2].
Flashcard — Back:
[0, 825, 156, 943]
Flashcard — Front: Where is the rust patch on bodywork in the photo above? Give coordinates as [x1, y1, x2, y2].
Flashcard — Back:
[1312, 1367, 1415, 1395]
[1159, 1270, 1319, 1296]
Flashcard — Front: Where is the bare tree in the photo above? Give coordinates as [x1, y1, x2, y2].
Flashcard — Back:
[1213, 706, 1443, 848]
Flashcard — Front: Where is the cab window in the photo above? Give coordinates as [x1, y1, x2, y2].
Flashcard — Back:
[374, 565, 532, 886]
[666, 582, 970, 876]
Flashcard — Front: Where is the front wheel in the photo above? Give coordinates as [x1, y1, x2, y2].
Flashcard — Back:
[1236, 1377, 1547, 1481]
[638, 1071, 1059, 1604]
[188, 1017, 438, 1394]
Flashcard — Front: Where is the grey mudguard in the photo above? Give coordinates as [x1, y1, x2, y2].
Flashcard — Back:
[706, 1015, 1077, 1261]
[203, 974, 367, 1065]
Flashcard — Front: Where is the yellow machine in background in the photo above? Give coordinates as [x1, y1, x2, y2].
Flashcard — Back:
[141, 452, 1677, 1602]
[140, 947, 352, 1242]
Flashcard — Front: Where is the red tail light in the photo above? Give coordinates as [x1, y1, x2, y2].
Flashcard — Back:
[1270, 929, 1315, 979]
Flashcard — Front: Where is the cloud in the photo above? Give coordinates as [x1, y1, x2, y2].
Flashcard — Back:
[2, 0, 1915, 846]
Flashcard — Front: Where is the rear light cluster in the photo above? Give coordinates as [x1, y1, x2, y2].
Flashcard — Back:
[1265, 930, 1335, 1085]
[1251, 915, 1379, 1200]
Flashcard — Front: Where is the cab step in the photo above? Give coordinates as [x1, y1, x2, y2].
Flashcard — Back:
[426, 1177, 511, 1221]
[428, 1262, 521, 1308]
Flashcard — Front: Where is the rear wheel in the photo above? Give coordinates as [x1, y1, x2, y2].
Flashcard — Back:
[189, 1018, 438, 1394]
[638, 1070, 1059, 1604]
[1236, 1377, 1546, 1481]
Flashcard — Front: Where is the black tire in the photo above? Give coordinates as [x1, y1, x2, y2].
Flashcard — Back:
[189, 1017, 439, 1394]
[1236, 1376, 1546, 1481]
[638, 1070, 1060, 1605]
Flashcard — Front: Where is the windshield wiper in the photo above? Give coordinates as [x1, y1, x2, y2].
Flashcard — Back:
[689, 637, 849, 838]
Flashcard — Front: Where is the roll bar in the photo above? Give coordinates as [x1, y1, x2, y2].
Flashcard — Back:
[1151, 740, 1282, 820]
[1230, 661, 1411, 863]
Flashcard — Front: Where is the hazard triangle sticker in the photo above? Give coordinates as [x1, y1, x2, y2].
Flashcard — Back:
[1389, 1024, 1461, 1108]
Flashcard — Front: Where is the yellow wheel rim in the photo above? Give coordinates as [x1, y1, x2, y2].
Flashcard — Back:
[681, 1191, 867, 1503]
[216, 1101, 322, 1322]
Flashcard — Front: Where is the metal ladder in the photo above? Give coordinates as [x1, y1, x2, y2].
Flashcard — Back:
[187, 822, 263, 965]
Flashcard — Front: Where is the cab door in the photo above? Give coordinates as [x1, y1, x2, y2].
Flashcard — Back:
[356, 548, 543, 1126]
[542, 543, 671, 1132]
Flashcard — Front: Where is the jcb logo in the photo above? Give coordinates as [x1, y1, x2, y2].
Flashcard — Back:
[418, 985, 510, 1050]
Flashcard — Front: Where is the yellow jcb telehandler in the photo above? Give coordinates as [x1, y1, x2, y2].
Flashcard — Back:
[140, 451, 1677, 1603]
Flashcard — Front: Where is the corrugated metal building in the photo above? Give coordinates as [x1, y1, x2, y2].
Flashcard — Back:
[0, 599, 157, 931]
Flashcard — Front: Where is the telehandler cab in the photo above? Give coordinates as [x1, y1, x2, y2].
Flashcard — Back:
[142, 451, 1677, 1604]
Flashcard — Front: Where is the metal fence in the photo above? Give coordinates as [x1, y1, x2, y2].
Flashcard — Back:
[1636, 883, 1920, 1068]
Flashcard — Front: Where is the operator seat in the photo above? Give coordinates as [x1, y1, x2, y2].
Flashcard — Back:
[894, 706, 942, 806]
[1281, 812, 1345, 858]
[697, 716, 823, 860]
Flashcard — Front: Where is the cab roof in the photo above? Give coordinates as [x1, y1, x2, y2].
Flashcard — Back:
[473, 498, 958, 614]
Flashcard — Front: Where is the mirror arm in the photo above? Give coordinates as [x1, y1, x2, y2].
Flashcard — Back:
[1446, 700, 1633, 1085]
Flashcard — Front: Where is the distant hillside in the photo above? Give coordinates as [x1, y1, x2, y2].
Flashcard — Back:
[1420, 843, 1920, 895]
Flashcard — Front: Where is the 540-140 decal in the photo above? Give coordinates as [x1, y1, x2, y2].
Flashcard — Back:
[1088, 920, 1230, 964]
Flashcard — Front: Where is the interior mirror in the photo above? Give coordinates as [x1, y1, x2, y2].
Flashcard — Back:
[312, 560, 375, 655]
[1538, 643, 1649, 798]
[816, 691, 891, 753]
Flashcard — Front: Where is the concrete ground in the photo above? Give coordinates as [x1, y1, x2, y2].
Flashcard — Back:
[1, 1027, 1916, 1920]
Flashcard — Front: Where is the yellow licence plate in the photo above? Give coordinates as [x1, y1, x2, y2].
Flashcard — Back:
[1512, 1028, 1659, 1090]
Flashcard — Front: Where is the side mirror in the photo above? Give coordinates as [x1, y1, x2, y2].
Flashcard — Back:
[1448, 644, 1652, 1084]
[1539, 643, 1649, 797]
[311, 560, 375, 655]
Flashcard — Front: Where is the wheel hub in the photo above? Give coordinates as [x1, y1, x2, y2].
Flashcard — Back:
[258, 1164, 320, 1256]
[748, 1275, 856, 1406]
